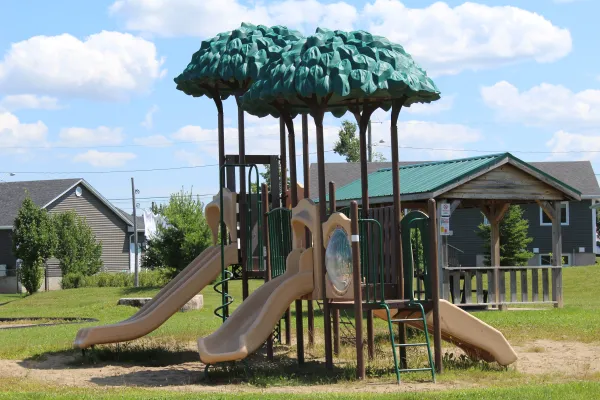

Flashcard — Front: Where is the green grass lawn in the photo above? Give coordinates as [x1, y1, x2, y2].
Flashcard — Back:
[0, 265, 599, 397]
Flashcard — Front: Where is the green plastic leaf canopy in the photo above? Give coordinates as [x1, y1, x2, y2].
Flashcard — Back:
[174, 23, 304, 100]
[241, 28, 440, 118]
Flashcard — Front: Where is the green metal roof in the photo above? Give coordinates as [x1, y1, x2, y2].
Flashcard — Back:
[325, 153, 581, 203]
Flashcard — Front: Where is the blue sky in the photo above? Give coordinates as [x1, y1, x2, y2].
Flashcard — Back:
[1, 0, 599, 212]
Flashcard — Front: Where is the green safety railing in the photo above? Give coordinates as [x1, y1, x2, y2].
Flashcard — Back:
[266, 207, 292, 278]
[358, 218, 385, 304]
[214, 163, 261, 323]
[401, 210, 431, 302]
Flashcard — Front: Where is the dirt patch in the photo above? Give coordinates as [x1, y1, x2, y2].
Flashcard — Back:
[515, 340, 600, 376]
[0, 340, 598, 393]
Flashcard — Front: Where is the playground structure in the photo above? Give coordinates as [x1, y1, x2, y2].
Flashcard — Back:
[74, 23, 522, 382]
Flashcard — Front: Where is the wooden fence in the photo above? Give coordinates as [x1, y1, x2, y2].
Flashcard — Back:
[441, 265, 562, 307]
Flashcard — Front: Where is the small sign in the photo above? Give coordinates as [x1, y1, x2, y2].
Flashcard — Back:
[441, 203, 451, 217]
[440, 216, 451, 235]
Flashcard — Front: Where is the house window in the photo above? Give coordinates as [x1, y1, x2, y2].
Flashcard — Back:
[482, 214, 490, 226]
[540, 202, 569, 226]
[540, 253, 570, 266]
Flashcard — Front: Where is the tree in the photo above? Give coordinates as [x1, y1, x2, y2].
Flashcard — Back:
[333, 120, 387, 162]
[53, 210, 103, 277]
[142, 189, 213, 277]
[12, 195, 57, 294]
[477, 205, 534, 266]
[333, 120, 360, 162]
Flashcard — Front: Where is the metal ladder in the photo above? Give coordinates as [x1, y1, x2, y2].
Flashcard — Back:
[382, 302, 435, 384]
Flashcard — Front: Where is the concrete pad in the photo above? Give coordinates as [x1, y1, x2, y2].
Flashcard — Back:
[118, 295, 203, 312]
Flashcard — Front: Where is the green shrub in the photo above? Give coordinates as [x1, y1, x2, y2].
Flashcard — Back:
[20, 259, 46, 294]
[62, 270, 169, 289]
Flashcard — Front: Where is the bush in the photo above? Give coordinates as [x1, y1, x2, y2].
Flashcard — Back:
[20, 259, 45, 294]
[54, 210, 103, 276]
[62, 270, 169, 289]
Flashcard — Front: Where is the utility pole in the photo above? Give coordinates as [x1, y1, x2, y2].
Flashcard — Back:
[368, 120, 373, 162]
[131, 178, 139, 287]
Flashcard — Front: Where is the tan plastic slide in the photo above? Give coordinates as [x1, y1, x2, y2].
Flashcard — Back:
[374, 300, 518, 365]
[74, 243, 239, 349]
[197, 247, 314, 364]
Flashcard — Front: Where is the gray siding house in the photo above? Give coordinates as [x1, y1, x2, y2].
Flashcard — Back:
[0, 179, 144, 292]
[310, 160, 600, 267]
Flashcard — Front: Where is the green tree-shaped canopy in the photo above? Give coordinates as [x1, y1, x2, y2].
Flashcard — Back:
[241, 28, 440, 117]
[174, 23, 304, 100]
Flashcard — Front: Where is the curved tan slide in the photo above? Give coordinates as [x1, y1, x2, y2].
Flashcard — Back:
[197, 248, 314, 364]
[74, 243, 238, 349]
[374, 300, 518, 365]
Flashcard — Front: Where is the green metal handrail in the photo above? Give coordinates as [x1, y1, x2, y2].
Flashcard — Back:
[401, 210, 431, 301]
[266, 207, 292, 278]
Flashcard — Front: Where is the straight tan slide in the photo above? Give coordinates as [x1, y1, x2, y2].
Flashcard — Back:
[197, 247, 314, 364]
[73, 243, 239, 349]
[374, 300, 518, 365]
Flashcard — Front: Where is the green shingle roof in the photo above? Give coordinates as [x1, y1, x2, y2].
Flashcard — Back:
[326, 153, 581, 203]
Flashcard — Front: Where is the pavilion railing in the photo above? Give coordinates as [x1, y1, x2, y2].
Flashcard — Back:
[441, 265, 561, 307]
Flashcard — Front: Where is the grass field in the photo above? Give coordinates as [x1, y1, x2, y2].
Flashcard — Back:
[0, 265, 599, 398]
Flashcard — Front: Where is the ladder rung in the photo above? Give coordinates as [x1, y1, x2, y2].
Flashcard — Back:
[394, 342, 428, 347]
[391, 318, 424, 322]
[398, 368, 434, 372]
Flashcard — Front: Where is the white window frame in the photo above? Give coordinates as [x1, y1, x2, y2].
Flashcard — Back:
[540, 201, 569, 226]
[539, 253, 570, 267]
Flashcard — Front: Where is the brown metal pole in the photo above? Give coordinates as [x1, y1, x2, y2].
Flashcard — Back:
[262, 183, 274, 361]
[351, 201, 365, 380]
[314, 110, 333, 370]
[237, 100, 248, 301]
[357, 109, 375, 362]
[284, 116, 304, 364]
[329, 181, 340, 356]
[279, 117, 291, 345]
[391, 99, 407, 368]
[302, 114, 315, 347]
[428, 199, 443, 374]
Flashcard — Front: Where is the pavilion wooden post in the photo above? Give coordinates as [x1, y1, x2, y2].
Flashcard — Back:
[351, 201, 365, 380]
[279, 117, 291, 345]
[262, 183, 274, 361]
[481, 203, 510, 308]
[302, 114, 315, 347]
[283, 115, 304, 364]
[236, 99, 249, 301]
[329, 181, 340, 356]
[552, 201, 564, 308]
[390, 99, 407, 368]
[428, 199, 443, 373]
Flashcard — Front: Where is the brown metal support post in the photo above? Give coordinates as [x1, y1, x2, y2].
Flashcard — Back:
[351, 201, 365, 380]
[236, 100, 249, 301]
[302, 114, 315, 347]
[329, 181, 340, 356]
[390, 99, 407, 368]
[552, 201, 564, 308]
[314, 110, 333, 370]
[284, 116, 304, 364]
[279, 117, 291, 345]
[262, 183, 274, 361]
[428, 199, 443, 374]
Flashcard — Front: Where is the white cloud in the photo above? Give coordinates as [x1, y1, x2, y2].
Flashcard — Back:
[109, 1, 571, 77]
[73, 150, 136, 167]
[0, 31, 166, 101]
[0, 111, 48, 153]
[59, 126, 124, 146]
[174, 149, 205, 166]
[0, 94, 61, 111]
[404, 96, 455, 115]
[141, 105, 159, 129]
[109, 0, 356, 37]
[546, 130, 600, 160]
[481, 81, 600, 127]
[134, 134, 172, 147]
[364, 1, 571, 76]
